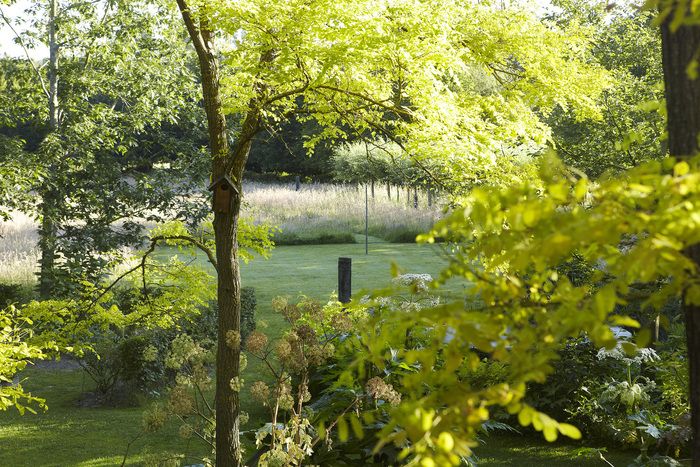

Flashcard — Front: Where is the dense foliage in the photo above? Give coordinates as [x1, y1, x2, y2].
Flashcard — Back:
[3, 0, 700, 465]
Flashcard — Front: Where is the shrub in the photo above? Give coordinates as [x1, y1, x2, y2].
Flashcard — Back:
[79, 331, 171, 405]
[273, 230, 355, 245]
[0, 283, 35, 307]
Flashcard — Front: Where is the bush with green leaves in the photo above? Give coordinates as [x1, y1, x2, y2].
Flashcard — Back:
[0, 283, 36, 308]
[327, 154, 700, 465]
[0, 305, 49, 414]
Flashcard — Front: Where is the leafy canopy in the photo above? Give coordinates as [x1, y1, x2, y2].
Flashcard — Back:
[195, 0, 609, 187]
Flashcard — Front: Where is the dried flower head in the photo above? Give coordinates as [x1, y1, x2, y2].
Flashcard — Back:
[330, 312, 353, 333]
[245, 331, 269, 355]
[142, 403, 168, 433]
[250, 381, 271, 405]
[169, 385, 195, 415]
[298, 297, 323, 320]
[275, 339, 292, 362]
[230, 376, 244, 392]
[366, 376, 402, 406]
[306, 344, 330, 367]
[178, 423, 194, 439]
[278, 392, 295, 411]
[271, 296, 289, 312]
[294, 324, 317, 343]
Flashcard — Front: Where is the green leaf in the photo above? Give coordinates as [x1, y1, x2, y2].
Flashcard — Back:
[635, 328, 652, 348]
[337, 415, 349, 442]
[558, 423, 581, 440]
[350, 414, 364, 440]
[674, 161, 690, 176]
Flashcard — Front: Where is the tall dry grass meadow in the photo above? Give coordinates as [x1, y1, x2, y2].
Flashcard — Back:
[241, 181, 442, 244]
[0, 211, 39, 284]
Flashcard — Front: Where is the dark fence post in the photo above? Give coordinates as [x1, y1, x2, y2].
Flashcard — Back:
[338, 257, 352, 303]
[295, 175, 301, 191]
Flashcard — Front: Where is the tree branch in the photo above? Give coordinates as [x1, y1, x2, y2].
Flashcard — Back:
[175, 0, 208, 58]
[150, 235, 218, 272]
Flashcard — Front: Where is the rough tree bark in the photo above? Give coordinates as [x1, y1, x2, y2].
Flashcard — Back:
[176, 2, 262, 464]
[660, 12, 700, 465]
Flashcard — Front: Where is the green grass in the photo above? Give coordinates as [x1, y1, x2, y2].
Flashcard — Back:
[474, 433, 640, 466]
[0, 243, 643, 466]
[0, 370, 195, 467]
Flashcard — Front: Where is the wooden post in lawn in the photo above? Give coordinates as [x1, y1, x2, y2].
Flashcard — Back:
[338, 257, 352, 303]
[295, 175, 301, 191]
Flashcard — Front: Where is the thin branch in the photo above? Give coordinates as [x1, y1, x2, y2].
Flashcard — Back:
[316, 84, 413, 118]
[151, 235, 218, 272]
[0, 6, 50, 98]
[310, 397, 361, 449]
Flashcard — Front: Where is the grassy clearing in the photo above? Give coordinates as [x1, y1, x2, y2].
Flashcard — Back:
[1, 242, 642, 466]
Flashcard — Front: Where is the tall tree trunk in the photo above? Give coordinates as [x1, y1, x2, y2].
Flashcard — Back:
[660, 13, 700, 464]
[38, 0, 60, 299]
[177, 3, 236, 464]
[38, 190, 57, 298]
[176, 3, 264, 464]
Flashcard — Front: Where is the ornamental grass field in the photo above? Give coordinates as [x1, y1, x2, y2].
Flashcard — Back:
[242, 181, 442, 245]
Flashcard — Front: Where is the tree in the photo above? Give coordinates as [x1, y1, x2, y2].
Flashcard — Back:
[247, 110, 336, 180]
[0, 0, 207, 296]
[547, 5, 665, 178]
[173, 1, 607, 464]
[659, 4, 700, 461]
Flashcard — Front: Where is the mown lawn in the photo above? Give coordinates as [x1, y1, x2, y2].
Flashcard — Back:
[0, 242, 641, 466]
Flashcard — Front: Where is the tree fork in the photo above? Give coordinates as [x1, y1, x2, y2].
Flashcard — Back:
[660, 10, 700, 465]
